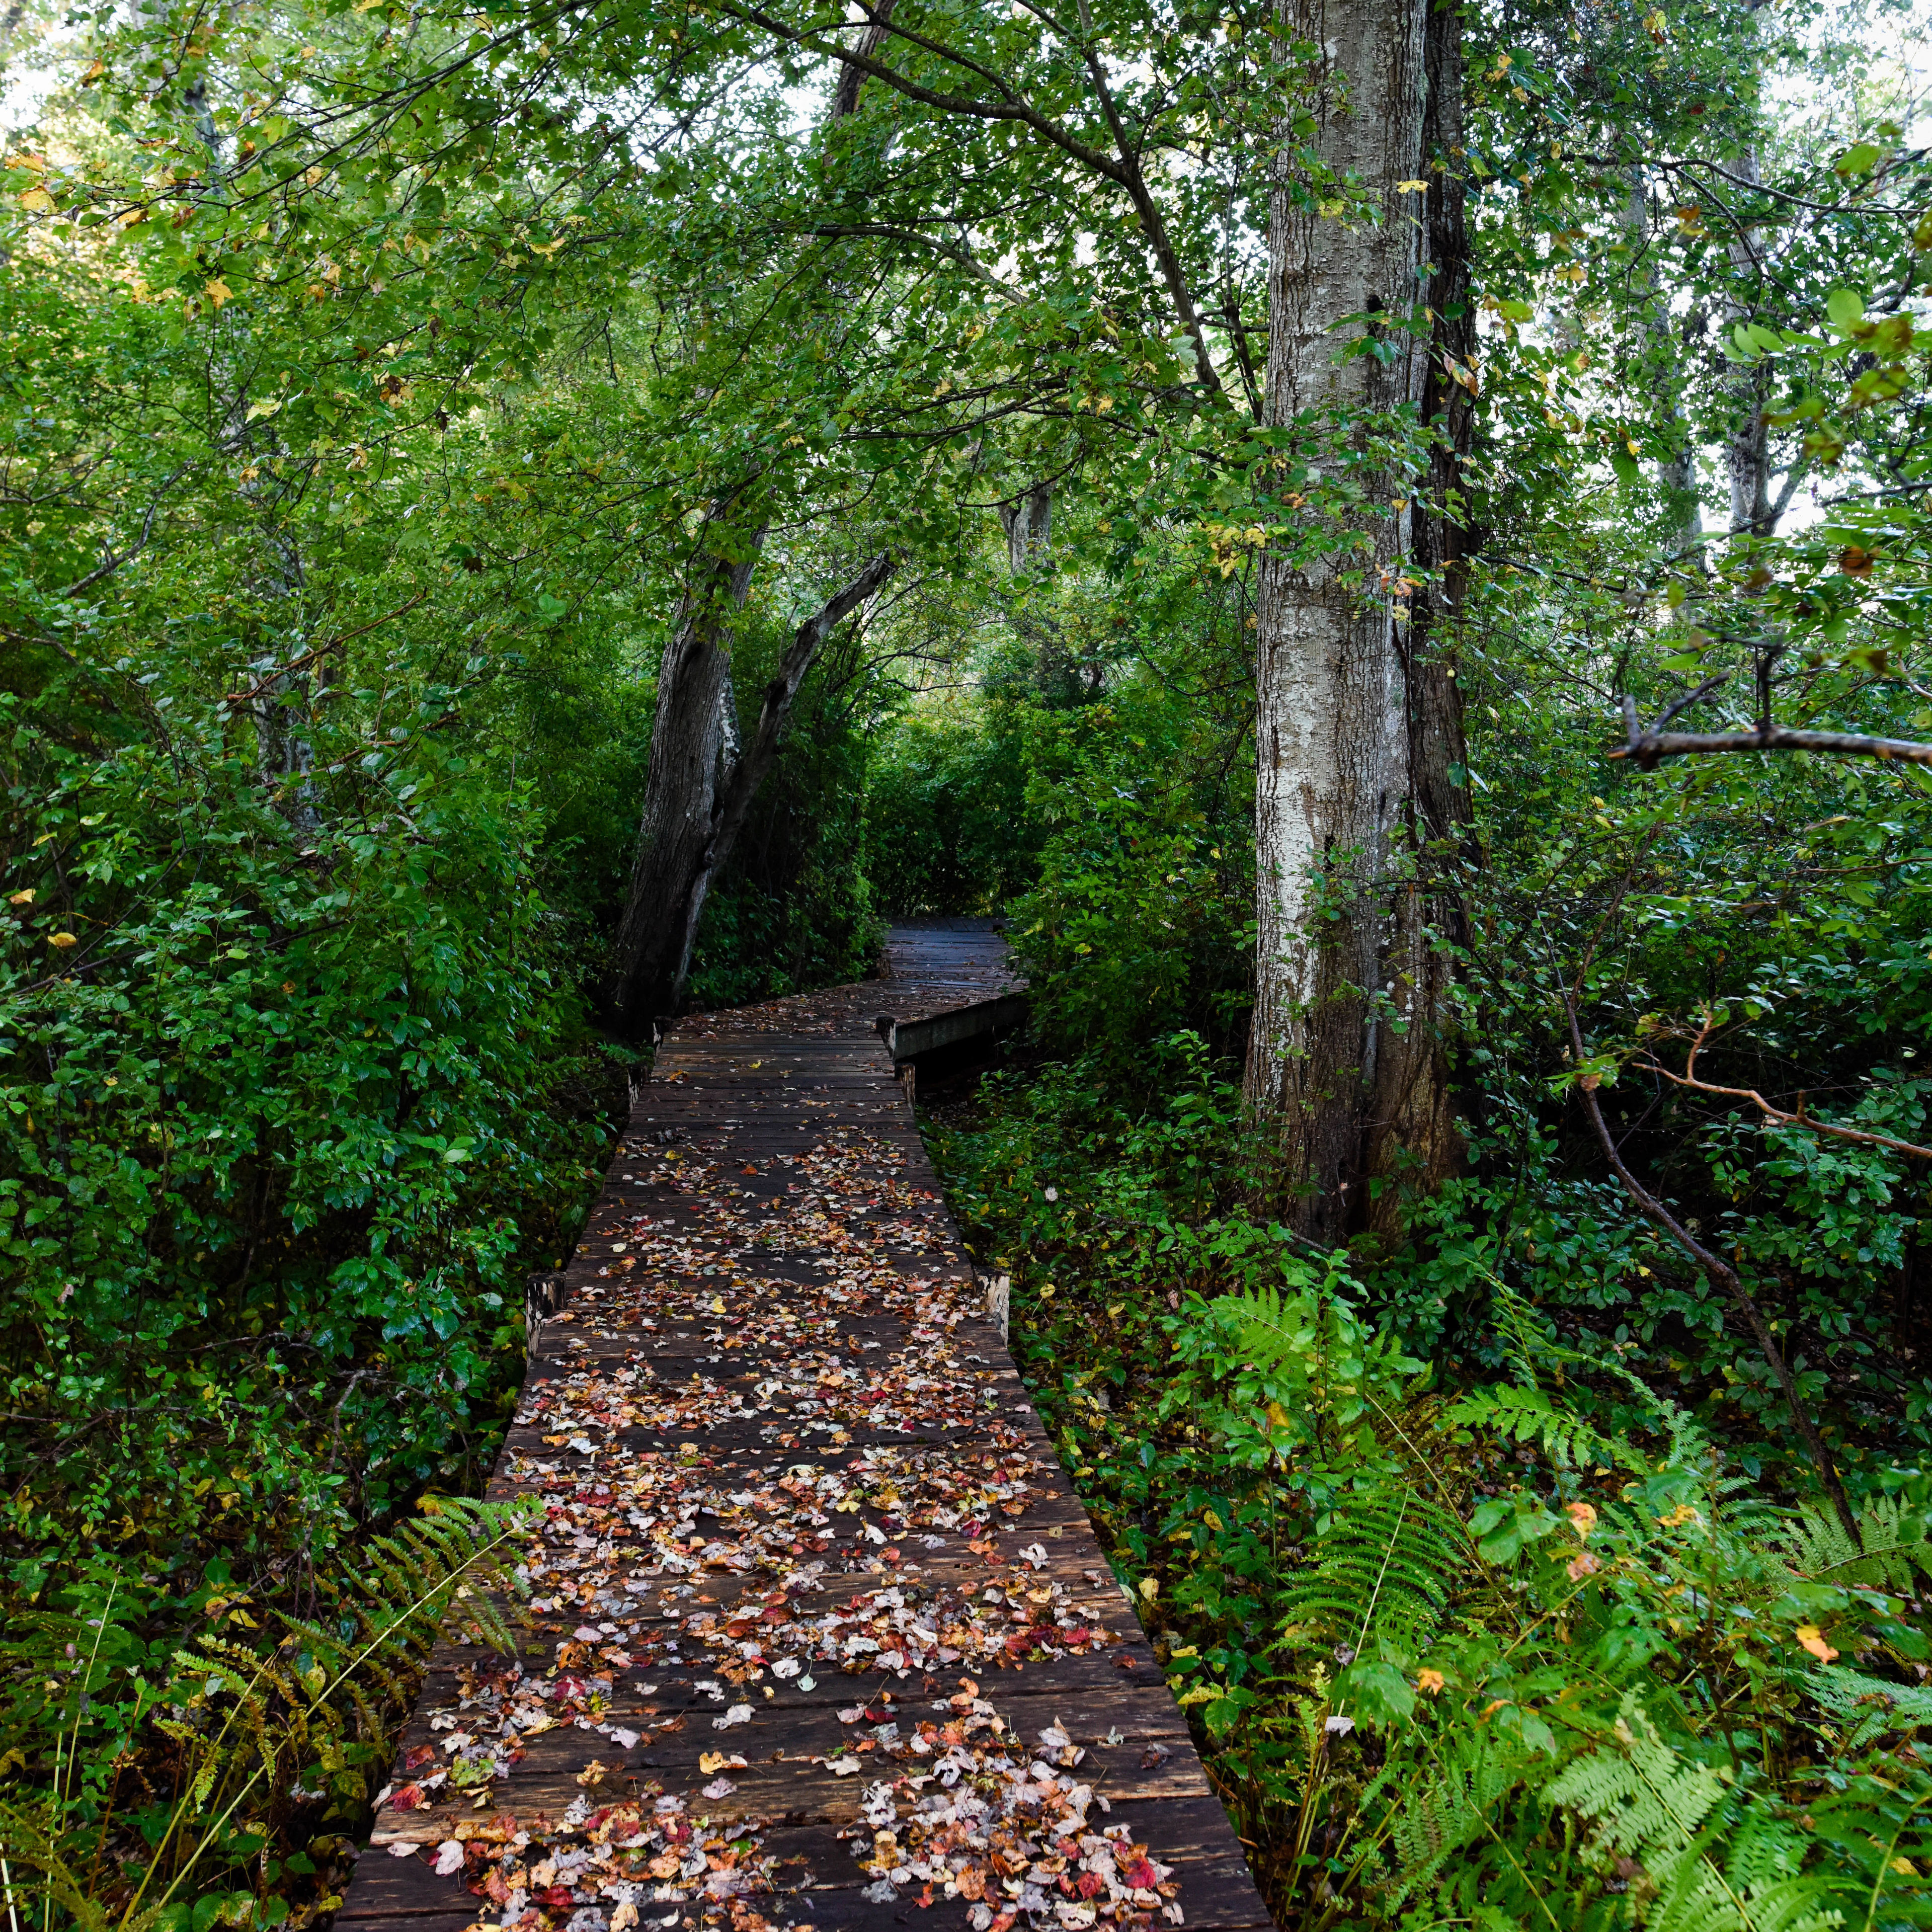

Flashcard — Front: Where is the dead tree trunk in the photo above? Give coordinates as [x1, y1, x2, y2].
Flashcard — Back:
[602, 543, 892, 1032]
[1248, 0, 1461, 1244]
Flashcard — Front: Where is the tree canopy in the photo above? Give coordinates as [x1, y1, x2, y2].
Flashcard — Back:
[5, 0, 1932, 1918]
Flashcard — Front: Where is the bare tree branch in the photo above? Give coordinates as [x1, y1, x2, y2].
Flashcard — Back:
[1612, 692, 1932, 770]
[1641, 1011, 1932, 1161]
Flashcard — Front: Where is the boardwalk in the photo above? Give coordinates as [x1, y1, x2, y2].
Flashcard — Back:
[342, 924, 1270, 1932]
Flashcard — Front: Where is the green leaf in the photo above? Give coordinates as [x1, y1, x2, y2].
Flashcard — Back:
[1826, 288, 1866, 329]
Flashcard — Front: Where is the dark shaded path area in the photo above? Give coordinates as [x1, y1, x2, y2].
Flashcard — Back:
[340, 924, 1270, 1932]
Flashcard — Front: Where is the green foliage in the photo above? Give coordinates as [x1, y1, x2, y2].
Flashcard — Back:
[865, 705, 1041, 917]
[0, 1495, 536, 1929]
[934, 1028, 1932, 1925]
[0, 633, 606, 1561]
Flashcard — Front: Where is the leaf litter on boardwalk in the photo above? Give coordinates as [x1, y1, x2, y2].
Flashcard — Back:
[381, 1110, 1172, 1932]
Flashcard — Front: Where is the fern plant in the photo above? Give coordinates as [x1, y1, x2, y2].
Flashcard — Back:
[0, 1493, 537, 1932]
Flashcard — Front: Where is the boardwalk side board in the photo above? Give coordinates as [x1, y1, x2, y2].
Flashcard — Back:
[341, 925, 1271, 1932]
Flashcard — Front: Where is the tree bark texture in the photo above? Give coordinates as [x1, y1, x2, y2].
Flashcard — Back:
[603, 526, 763, 1033]
[601, 541, 894, 1032]
[1366, 0, 1478, 1223]
[1248, 0, 1459, 1244]
[1722, 149, 1772, 535]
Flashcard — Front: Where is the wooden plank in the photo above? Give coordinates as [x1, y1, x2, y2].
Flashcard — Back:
[337, 925, 1267, 1932]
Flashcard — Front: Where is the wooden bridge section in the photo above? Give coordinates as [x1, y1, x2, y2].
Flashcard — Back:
[341, 922, 1270, 1932]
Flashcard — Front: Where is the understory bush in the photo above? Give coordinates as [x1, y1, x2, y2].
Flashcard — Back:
[1, 654, 611, 1578]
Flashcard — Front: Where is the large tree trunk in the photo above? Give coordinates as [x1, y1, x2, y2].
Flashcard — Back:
[602, 541, 893, 1032]
[603, 526, 762, 1032]
[1247, 0, 1462, 1244]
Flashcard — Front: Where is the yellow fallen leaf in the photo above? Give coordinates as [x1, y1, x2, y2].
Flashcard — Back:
[1796, 1624, 1839, 1663]
[1417, 1668, 1446, 1695]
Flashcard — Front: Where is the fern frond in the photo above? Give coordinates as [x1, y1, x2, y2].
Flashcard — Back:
[1548, 1699, 1852, 1932]
[1548, 1697, 1726, 1883]
[1220, 1282, 1307, 1372]
[1810, 1665, 1932, 1752]
[1770, 1494, 1932, 1595]
[1386, 1732, 1550, 1907]
[1444, 1383, 1649, 1474]
[1279, 1479, 1469, 1656]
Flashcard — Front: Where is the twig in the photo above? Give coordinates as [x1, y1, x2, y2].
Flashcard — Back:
[1643, 1013, 1932, 1161]
[1563, 993, 1859, 1541]
[219, 591, 428, 706]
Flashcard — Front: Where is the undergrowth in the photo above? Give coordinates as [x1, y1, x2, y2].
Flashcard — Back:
[931, 1036, 1932, 1928]
[0, 1494, 535, 1930]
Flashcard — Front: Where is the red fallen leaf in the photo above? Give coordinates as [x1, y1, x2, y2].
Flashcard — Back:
[1076, 1873, 1107, 1899]
[388, 1783, 426, 1810]
[1112, 1653, 1138, 1671]
[1120, 1859, 1160, 1889]
[1060, 1627, 1091, 1647]
[541, 1886, 577, 1908]
[916, 1885, 935, 1908]
[404, 1743, 436, 1769]
[480, 1871, 511, 1905]
[1004, 1634, 1031, 1654]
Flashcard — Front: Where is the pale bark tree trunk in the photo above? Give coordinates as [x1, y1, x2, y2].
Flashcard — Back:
[997, 484, 1052, 575]
[601, 536, 892, 1031]
[1247, 0, 1450, 1244]
[1723, 148, 1772, 536]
